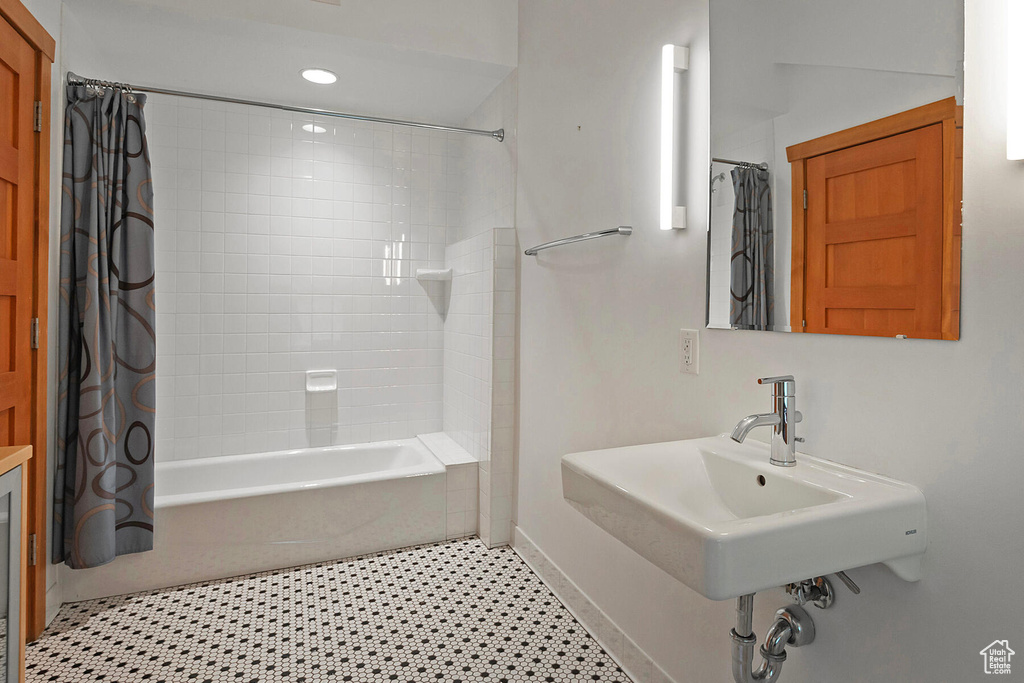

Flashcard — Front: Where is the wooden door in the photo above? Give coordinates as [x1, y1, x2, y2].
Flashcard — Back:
[0, 11, 35, 449]
[803, 124, 944, 338]
[1, 0, 54, 647]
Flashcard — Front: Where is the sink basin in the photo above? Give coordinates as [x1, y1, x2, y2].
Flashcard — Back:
[561, 435, 927, 600]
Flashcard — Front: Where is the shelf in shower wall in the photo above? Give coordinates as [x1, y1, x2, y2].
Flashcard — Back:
[415, 268, 453, 282]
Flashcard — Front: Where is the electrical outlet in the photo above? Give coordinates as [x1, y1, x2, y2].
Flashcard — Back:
[680, 329, 700, 374]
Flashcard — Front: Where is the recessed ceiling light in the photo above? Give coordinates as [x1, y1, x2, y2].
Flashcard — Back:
[302, 123, 327, 134]
[301, 68, 337, 85]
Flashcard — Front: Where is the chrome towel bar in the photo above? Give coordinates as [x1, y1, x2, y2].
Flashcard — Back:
[524, 226, 632, 256]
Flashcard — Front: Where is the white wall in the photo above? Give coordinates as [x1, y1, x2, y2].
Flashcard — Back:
[452, 71, 519, 245]
[516, 1, 711, 678]
[515, 1, 1024, 682]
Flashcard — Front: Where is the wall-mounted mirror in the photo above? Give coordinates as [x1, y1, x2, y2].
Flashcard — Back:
[708, 0, 964, 339]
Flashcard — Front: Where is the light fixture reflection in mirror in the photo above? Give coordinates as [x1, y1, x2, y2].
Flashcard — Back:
[661, 44, 689, 231]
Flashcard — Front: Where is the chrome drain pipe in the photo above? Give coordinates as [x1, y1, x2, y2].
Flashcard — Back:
[730, 595, 814, 683]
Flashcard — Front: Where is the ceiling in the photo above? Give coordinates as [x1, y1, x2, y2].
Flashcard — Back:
[64, 0, 518, 126]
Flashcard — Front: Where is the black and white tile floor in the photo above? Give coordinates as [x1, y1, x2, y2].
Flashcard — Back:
[27, 538, 631, 683]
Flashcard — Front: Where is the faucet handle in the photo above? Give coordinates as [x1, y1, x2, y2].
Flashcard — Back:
[757, 375, 795, 385]
[757, 375, 796, 396]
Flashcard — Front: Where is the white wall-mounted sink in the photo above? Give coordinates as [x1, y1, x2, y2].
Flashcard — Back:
[561, 435, 927, 600]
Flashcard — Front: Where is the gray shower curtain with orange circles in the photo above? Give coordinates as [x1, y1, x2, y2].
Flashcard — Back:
[53, 84, 156, 569]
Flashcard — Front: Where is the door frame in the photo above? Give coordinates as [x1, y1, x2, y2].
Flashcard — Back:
[0, 0, 54, 642]
[786, 97, 961, 339]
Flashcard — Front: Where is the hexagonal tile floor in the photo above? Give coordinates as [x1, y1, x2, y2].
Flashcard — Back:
[27, 537, 631, 682]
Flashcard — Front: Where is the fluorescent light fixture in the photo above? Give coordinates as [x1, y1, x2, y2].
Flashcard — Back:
[1010, 2, 1024, 159]
[661, 44, 689, 230]
[301, 68, 337, 85]
[302, 123, 327, 134]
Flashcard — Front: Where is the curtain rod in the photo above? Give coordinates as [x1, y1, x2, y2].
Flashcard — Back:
[66, 71, 504, 142]
[712, 157, 769, 171]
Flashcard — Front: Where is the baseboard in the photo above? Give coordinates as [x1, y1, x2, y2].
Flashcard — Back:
[45, 578, 61, 627]
[511, 525, 676, 683]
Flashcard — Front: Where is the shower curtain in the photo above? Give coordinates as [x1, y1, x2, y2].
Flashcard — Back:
[53, 84, 156, 569]
[729, 167, 774, 330]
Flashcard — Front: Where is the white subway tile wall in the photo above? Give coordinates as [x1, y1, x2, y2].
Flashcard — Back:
[486, 227, 518, 546]
[485, 227, 520, 548]
[445, 463, 480, 539]
[148, 94, 460, 460]
[443, 228, 517, 547]
[442, 232, 494, 464]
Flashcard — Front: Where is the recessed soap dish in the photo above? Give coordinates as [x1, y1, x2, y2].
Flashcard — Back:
[305, 369, 337, 393]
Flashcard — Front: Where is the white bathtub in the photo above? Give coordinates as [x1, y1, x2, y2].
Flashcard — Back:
[61, 438, 447, 602]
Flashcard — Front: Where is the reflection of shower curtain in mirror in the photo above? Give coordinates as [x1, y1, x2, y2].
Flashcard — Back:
[730, 168, 774, 330]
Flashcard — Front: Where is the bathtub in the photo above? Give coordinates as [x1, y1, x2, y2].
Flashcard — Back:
[61, 438, 447, 602]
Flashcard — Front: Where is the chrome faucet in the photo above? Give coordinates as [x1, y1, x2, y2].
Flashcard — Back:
[731, 375, 803, 467]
